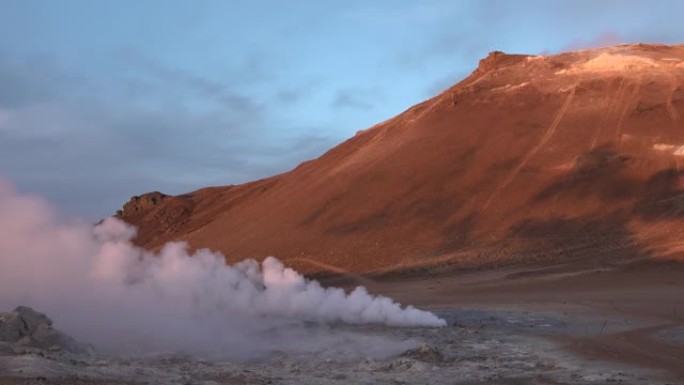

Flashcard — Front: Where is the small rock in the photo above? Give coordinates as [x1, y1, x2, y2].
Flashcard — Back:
[401, 343, 444, 363]
[1, 307, 54, 344]
[0, 306, 90, 355]
[388, 357, 414, 371]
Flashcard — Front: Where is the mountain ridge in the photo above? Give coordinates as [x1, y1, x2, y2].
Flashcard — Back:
[117, 43, 684, 274]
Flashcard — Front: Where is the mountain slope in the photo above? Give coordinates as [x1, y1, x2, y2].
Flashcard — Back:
[117, 44, 684, 274]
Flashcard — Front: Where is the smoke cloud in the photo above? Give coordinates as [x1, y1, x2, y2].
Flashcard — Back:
[0, 177, 445, 359]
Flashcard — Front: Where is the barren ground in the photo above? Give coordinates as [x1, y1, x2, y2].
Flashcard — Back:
[118, 44, 684, 276]
[1, 258, 682, 385]
[327, 257, 684, 384]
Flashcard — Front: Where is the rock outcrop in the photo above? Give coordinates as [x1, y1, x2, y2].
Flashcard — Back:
[118, 191, 169, 217]
[0, 306, 87, 356]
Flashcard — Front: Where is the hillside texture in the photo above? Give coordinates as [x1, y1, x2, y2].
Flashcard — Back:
[118, 44, 684, 274]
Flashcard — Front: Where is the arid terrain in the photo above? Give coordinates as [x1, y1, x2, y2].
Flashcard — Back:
[118, 43, 684, 276]
[3, 44, 683, 384]
[1, 259, 682, 385]
[329, 255, 684, 382]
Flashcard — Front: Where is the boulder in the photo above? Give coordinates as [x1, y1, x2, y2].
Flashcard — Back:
[0, 306, 88, 355]
[0, 306, 53, 343]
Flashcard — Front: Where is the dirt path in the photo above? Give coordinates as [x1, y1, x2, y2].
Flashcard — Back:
[667, 74, 680, 123]
[590, 77, 626, 149]
[615, 78, 642, 147]
[481, 86, 576, 212]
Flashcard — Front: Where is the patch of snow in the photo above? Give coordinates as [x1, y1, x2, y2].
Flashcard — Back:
[491, 82, 530, 92]
[557, 53, 662, 75]
[653, 143, 684, 156]
[653, 143, 676, 151]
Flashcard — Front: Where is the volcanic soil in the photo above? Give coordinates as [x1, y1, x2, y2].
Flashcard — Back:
[1, 257, 682, 385]
[3, 44, 684, 384]
[118, 43, 684, 276]
[321, 254, 684, 383]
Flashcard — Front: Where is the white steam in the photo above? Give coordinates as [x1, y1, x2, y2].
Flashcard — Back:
[0, 178, 445, 358]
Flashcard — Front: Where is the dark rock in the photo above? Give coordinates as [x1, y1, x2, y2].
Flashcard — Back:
[0, 306, 90, 355]
[118, 191, 170, 217]
[0, 306, 51, 343]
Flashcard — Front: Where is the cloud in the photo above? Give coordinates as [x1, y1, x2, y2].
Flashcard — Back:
[0, 178, 445, 358]
[331, 88, 377, 111]
[0, 54, 335, 219]
[115, 48, 259, 112]
[0, 55, 85, 108]
[274, 79, 322, 105]
[4, 1, 684, 221]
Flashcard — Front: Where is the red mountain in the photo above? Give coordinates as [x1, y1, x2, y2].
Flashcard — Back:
[117, 44, 684, 274]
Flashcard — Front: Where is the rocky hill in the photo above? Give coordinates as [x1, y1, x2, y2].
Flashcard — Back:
[117, 44, 684, 274]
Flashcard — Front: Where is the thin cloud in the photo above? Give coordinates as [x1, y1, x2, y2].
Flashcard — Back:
[0, 55, 336, 219]
[115, 48, 258, 112]
[331, 88, 377, 111]
[274, 79, 322, 105]
[0, 56, 84, 108]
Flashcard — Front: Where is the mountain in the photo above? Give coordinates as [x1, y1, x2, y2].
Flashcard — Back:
[117, 44, 684, 274]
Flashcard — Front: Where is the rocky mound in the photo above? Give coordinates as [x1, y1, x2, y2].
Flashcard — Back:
[117, 43, 684, 274]
[0, 307, 88, 356]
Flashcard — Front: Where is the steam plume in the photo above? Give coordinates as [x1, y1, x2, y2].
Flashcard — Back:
[0, 177, 445, 357]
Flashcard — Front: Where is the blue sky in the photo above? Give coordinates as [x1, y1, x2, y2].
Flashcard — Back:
[1, 0, 684, 218]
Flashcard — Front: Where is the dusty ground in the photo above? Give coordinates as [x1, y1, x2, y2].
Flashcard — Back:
[1, 258, 682, 385]
[332, 257, 684, 383]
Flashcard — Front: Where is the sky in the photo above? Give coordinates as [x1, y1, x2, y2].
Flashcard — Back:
[1, 0, 684, 219]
